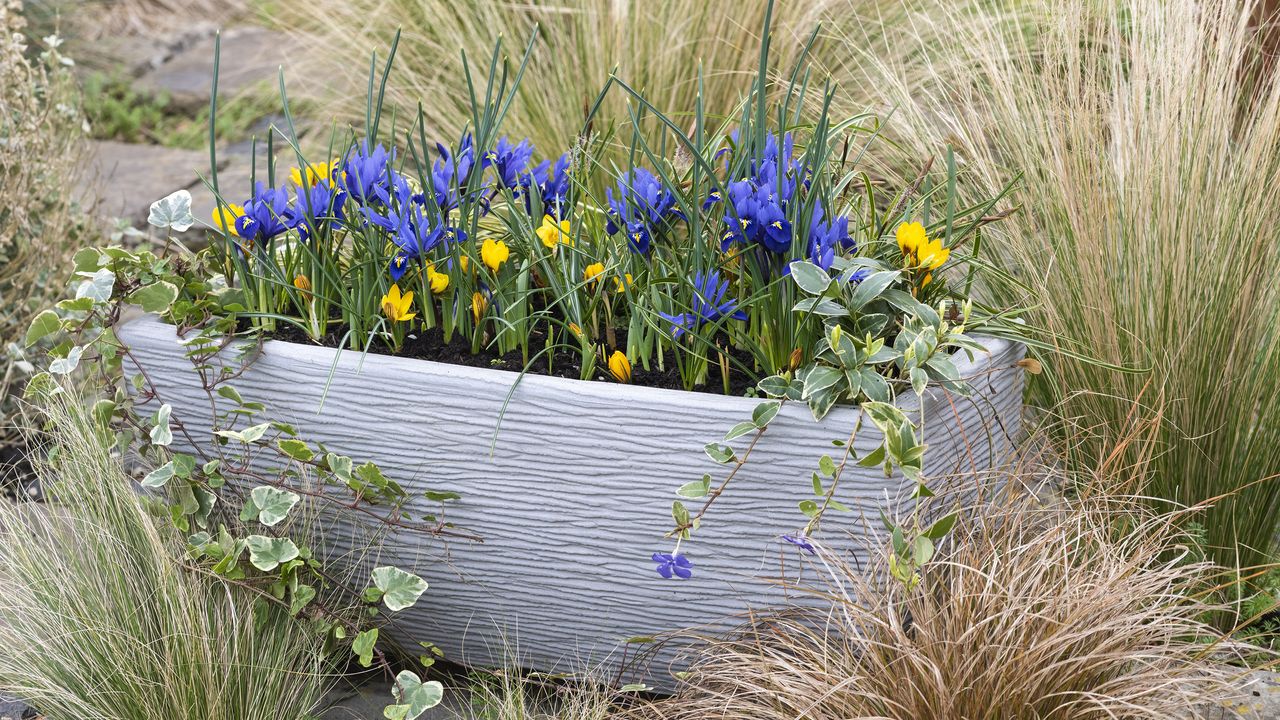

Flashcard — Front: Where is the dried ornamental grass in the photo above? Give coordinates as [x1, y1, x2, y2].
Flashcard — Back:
[638, 481, 1239, 718]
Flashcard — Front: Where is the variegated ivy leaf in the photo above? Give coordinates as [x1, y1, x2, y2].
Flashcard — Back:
[150, 403, 173, 446]
[75, 268, 115, 303]
[147, 189, 195, 232]
[372, 566, 428, 612]
[48, 345, 83, 375]
[249, 486, 300, 527]
[385, 670, 444, 720]
[245, 535, 299, 571]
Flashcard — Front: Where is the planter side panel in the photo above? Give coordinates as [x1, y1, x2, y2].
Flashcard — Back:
[120, 318, 1024, 684]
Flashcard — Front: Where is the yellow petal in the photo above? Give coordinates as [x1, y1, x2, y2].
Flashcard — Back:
[607, 351, 632, 383]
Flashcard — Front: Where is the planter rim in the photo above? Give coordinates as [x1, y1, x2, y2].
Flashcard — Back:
[123, 315, 1019, 414]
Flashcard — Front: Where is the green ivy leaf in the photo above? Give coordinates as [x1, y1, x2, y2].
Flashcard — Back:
[245, 535, 299, 571]
[676, 475, 711, 499]
[386, 670, 444, 720]
[277, 439, 314, 462]
[250, 486, 301, 527]
[290, 584, 316, 615]
[216, 385, 244, 404]
[353, 628, 378, 668]
[372, 566, 428, 612]
[127, 281, 179, 313]
[24, 310, 61, 347]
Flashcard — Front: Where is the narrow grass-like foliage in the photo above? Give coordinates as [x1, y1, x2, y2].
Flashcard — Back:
[272, 0, 833, 158]
[636, 468, 1239, 718]
[0, 393, 336, 720]
[0, 1, 86, 446]
[822, 0, 1280, 581]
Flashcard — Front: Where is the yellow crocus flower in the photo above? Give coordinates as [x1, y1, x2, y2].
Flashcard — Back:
[427, 268, 450, 294]
[381, 284, 416, 322]
[896, 221, 927, 255]
[481, 238, 511, 272]
[290, 160, 334, 187]
[471, 291, 489, 323]
[583, 262, 605, 286]
[293, 274, 311, 293]
[612, 273, 634, 294]
[212, 203, 244, 236]
[607, 351, 632, 383]
[536, 214, 573, 248]
[917, 236, 951, 271]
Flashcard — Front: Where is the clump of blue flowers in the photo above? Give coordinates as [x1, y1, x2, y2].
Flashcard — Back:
[605, 168, 683, 254]
[658, 270, 748, 339]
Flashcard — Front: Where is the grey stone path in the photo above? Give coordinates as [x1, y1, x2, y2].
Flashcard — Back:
[78, 24, 298, 238]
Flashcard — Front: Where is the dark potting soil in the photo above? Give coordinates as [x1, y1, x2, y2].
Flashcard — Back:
[265, 323, 763, 397]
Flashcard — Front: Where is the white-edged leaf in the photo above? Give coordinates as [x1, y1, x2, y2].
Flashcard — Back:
[250, 486, 300, 527]
[372, 566, 428, 612]
[245, 535, 299, 571]
[75, 268, 115, 303]
[148, 189, 195, 231]
[49, 345, 83, 375]
[150, 403, 173, 446]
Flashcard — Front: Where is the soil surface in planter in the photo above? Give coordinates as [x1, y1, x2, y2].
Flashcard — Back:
[267, 323, 765, 396]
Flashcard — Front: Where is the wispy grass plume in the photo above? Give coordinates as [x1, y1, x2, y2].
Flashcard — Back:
[272, 0, 833, 159]
[822, 0, 1280, 582]
[0, 391, 337, 720]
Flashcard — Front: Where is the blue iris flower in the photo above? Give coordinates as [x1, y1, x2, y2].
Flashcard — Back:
[658, 270, 748, 339]
[285, 180, 347, 242]
[518, 152, 572, 218]
[363, 172, 457, 280]
[484, 136, 536, 190]
[806, 204, 853, 271]
[432, 135, 482, 210]
[340, 142, 393, 206]
[652, 552, 693, 580]
[235, 181, 292, 244]
[605, 168, 682, 254]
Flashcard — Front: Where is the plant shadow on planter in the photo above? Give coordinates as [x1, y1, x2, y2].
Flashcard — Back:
[119, 315, 1024, 690]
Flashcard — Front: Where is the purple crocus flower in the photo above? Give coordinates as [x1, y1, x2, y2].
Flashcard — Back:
[235, 181, 292, 243]
[658, 270, 748, 339]
[652, 552, 693, 580]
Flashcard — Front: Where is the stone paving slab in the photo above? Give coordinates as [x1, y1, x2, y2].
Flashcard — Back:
[134, 26, 300, 110]
[80, 139, 225, 228]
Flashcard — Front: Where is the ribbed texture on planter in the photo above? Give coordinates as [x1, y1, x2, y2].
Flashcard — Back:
[119, 316, 1024, 686]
